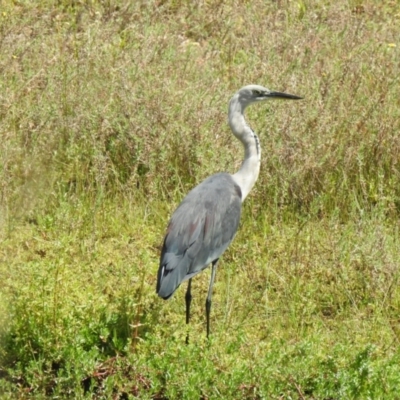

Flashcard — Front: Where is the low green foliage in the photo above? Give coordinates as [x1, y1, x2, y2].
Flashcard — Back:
[1, 0, 400, 398]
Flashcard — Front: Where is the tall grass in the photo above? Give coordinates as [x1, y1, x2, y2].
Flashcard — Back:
[1, 0, 400, 398]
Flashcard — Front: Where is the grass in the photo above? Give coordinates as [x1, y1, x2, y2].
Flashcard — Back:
[1, 0, 400, 398]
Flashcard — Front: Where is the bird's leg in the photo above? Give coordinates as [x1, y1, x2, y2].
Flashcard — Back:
[185, 279, 192, 344]
[206, 259, 218, 339]
[185, 278, 192, 324]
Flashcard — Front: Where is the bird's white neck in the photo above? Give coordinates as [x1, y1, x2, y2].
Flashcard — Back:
[228, 95, 261, 201]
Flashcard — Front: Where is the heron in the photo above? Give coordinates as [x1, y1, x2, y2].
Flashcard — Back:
[156, 84, 302, 340]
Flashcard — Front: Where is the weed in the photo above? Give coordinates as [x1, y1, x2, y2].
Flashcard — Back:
[1, 0, 400, 398]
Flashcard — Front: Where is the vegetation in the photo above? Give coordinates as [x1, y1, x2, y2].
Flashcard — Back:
[1, 0, 400, 398]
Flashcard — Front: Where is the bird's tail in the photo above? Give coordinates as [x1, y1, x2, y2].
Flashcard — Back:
[156, 253, 189, 299]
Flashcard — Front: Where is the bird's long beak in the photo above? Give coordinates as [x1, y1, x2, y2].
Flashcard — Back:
[268, 91, 303, 100]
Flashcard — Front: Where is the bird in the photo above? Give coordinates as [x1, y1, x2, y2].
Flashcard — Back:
[156, 84, 302, 340]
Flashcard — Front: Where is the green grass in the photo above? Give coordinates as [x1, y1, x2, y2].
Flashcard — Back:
[1, 0, 400, 398]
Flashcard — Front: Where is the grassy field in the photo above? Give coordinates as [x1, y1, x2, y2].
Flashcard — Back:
[1, 0, 400, 398]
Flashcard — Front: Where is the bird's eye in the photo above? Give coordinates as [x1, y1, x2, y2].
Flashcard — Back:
[253, 90, 261, 96]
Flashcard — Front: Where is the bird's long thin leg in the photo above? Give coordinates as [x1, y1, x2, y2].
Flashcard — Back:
[206, 259, 218, 339]
[185, 279, 192, 344]
[185, 278, 192, 324]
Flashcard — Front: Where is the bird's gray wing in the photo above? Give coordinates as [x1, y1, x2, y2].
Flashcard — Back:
[156, 173, 242, 299]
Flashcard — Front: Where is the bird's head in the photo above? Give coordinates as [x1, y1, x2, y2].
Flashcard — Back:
[237, 84, 302, 108]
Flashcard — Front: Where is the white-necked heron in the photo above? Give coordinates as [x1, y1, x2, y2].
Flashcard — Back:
[156, 84, 302, 340]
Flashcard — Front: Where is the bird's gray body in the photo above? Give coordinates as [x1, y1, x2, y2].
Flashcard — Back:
[157, 172, 242, 299]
